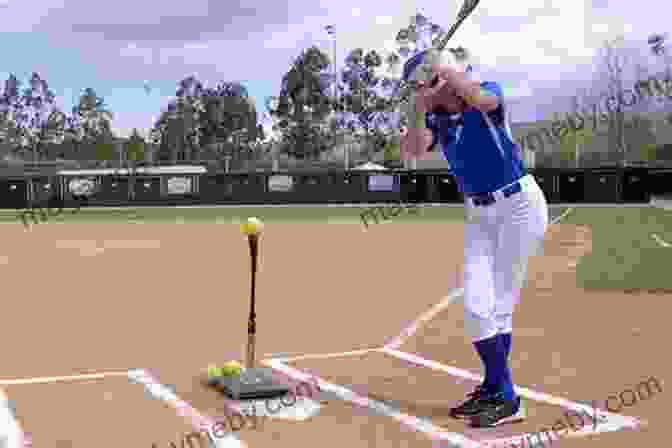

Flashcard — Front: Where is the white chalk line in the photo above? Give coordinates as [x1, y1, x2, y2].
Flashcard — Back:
[385, 289, 464, 350]
[0, 369, 246, 447]
[0, 203, 613, 446]
[0, 370, 131, 385]
[127, 369, 245, 448]
[550, 207, 574, 225]
[482, 421, 642, 448]
[652, 233, 671, 248]
[383, 206, 572, 352]
[267, 347, 380, 363]
[263, 358, 485, 448]
[259, 203, 633, 445]
[380, 348, 645, 439]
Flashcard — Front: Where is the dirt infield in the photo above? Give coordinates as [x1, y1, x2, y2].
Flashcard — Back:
[0, 221, 669, 447]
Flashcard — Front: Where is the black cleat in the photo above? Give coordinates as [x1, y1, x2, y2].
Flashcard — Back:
[449, 385, 497, 419]
[468, 396, 526, 428]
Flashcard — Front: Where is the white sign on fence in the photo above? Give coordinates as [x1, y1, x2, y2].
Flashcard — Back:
[68, 177, 97, 196]
[268, 175, 293, 192]
[167, 177, 192, 194]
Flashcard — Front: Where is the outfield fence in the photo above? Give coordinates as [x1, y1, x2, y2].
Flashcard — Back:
[0, 167, 671, 210]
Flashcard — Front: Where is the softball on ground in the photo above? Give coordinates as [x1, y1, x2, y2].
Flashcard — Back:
[207, 364, 223, 379]
[220, 360, 243, 376]
[240, 217, 264, 236]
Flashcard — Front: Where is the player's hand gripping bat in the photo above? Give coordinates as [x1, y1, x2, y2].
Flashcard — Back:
[394, 0, 481, 103]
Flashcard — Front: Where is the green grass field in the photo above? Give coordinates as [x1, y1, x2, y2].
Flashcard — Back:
[562, 207, 672, 290]
[2, 204, 670, 290]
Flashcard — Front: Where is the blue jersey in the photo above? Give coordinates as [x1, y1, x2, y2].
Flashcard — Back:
[426, 81, 526, 195]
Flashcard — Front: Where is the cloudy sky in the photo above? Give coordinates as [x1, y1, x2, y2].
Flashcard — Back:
[0, 0, 667, 137]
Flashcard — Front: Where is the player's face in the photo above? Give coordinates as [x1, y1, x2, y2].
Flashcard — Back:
[417, 69, 465, 114]
[433, 79, 466, 114]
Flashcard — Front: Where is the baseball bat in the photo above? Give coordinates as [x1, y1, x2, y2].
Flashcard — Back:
[435, 0, 481, 51]
[245, 234, 259, 369]
[393, 0, 481, 99]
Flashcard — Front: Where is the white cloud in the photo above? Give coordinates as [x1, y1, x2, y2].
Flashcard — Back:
[119, 43, 154, 64]
[444, 0, 598, 76]
[182, 42, 209, 50]
[481, 1, 536, 18]
[374, 16, 394, 26]
[16, 0, 665, 132]
[592, 23, 610, 33]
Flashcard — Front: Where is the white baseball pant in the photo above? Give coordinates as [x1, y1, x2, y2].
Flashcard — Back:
[462, 174, 548, 341]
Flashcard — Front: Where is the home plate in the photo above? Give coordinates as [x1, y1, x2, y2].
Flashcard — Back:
[232, 396, 322, 421]
[0, 389, 23, 448]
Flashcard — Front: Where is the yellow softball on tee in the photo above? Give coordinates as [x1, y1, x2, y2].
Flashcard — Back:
[240, 217, 264, 236]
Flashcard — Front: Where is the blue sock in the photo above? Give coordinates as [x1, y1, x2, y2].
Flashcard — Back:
[473, 335, 500, 392]
[497, 333, 516, 402]
[501, 332, 512, 360]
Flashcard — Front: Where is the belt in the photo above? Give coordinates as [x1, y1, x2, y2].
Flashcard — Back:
[467, 181, 522, 207]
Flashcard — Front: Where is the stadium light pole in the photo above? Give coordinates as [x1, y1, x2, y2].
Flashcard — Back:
[326, 24, 347, 169]
[326, 25, 336, 99]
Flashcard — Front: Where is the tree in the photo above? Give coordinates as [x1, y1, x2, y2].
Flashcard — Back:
[70, 88, 113, 142]
[151, 77, 260, 164]
[649, 33, 668, 57]
[375, 12, 474, 165]
[269, 46, 335, 159]
[0, 72, 65, 161]
[639, 142, 658, 163]
[624, 114, 657, 163]
[648, 33, 671, 77]
[558, 124, 593, 168]
[383, 136, 401, 162]
[559, 97, 596, 167]
[383, 13, 455, 117]
[276, 119, 334, 160]
[95, 141, 116, 165]
[120, 128, 146, 199]
[151, 103, 183, 163]
[198, 81, 260, 162]
[174, 75, 204, 161]
[151, 75, 203, 163]
[126, 128, 146, 163]
[278, 46, 333, 124]
[0, 74, 23, 155]
[67, 87, 114, 162]
[600, 37, 629, 165]
[647, 33, 672, 124]
[557, 129, 583, 167]
[335, 47, 400, 158]
[585, 36, 672, 166]
[584, 36, 639, 166]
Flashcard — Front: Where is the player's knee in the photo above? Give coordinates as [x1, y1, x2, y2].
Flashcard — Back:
[494, 313, 513, 334]
[464, 308, 498, 341]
